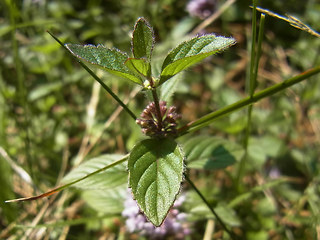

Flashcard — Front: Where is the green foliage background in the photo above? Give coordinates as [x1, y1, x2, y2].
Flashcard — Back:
[1, 0, 320, 239]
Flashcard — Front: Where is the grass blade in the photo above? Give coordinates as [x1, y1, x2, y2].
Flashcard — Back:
[5, 155, 128, 203]
[178, 65, 320, 136]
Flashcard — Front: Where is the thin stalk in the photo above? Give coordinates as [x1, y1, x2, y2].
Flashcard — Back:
[253, 14, 266, 83]
[15, 214, 119, 229]
[7, 1, 35, 182]
[177, 65, 320, 136]
[236, 5, 265, 189]
[151, 89, 163, 128]
[47, 31, 137, 121]
[6, 155, 129, 203]
[148, 76, 163, 125]
[77, 61, 137, 121]
[248, 0, 258, 96]
[185, 174, 237, 240]
[236, 104, 252, 189]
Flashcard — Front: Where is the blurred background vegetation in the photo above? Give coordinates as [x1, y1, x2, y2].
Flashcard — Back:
[1, 0, 320, 239]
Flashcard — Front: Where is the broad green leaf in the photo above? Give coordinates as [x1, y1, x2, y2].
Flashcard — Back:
[183, 136, 243, 170]
[159, 35, 236, 84]
[125, 58, 151, 78]
[6, 155, 128, 203]
[28, 71, 86, 101]
[159, 73, 182, 104]
[188, 203, 241, 226]
[128, 138, 184, 226]
[214, 203, 241, 226]
[62, 154, 127, 189]
[65, 44, 143, 84]
[132, 17, 154, 61]
[247, 136, 284, 169]
[247, 231, 269, 240]
[184, 191, 241, 226]
[82, 186, 127, 214]
[228, 178, 289, 208]
[0, 157, 18, 221]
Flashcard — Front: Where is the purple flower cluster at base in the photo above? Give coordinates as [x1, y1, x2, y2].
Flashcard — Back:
[122, 192, 191, 239]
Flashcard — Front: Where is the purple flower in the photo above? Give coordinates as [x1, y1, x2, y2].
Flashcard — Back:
[136, 101, 181, 138]
[186, 0, 217, 19]
[122, 191, 191, 239]
[268, 167, 281, 179]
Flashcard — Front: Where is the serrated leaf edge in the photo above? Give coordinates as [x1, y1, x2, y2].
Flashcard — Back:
[159, 34, 236, 83]
[65, 43, 143, 84]
[128, 139, 185, 226]
[132, 17, 155, 61]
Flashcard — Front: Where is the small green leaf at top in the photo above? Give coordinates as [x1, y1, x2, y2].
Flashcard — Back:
[128, 138, 185, 226]
[65, 44, 143, 84]
[132, 17, 155, 61]
[159, 34, 236, 85]
[125, 58, 151, 78]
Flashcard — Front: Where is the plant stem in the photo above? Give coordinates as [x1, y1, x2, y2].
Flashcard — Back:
[47, 31, 137, 121]
[7, 1, 35, 183]
[6, 155, 129, 203]
[253, 14, 265, 85]
[185, 174, 237, 240]
[237, 2, 263, 190]
[177, 65, 320, 136]
[248, 0, 258, 96]
[151, 88, 163, 128]
[79, 61, 137, 121]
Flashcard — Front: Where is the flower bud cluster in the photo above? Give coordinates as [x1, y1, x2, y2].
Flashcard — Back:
[136, 101, 181, 138]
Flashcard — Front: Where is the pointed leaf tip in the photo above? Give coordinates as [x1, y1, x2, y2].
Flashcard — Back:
[65, 44, 143, 84]
[132, 17, 155, 61]
[128, 138, 185, 226]
[159, 34, 236, 85]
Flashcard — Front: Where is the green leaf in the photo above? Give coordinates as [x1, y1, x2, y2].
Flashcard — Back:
[183, 136, 243, 170]
[160, 34, 236, 85]
[247, 136, 284, 169]
[6, 155, 128, 203]
[0, 157, 18, 221]
[61, 154, 127, 189]
[228, 178, 289, 208]
[188, 202, 241, 226]
[125, 58, 151, 78]
[61, 154, 128, 214]
[65, 44, 143, 84]
[214, 203, 241, 226]
[132, 17, 154, 61]
[82, 186, 127, 214]
[159, 73, 182, 104]
[128, 138, 184, 226]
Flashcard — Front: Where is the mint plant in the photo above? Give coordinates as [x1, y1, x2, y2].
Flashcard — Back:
[6, 13, 320, 238]
[6, 17, 236, 226]
[63, 17, 236, 226]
